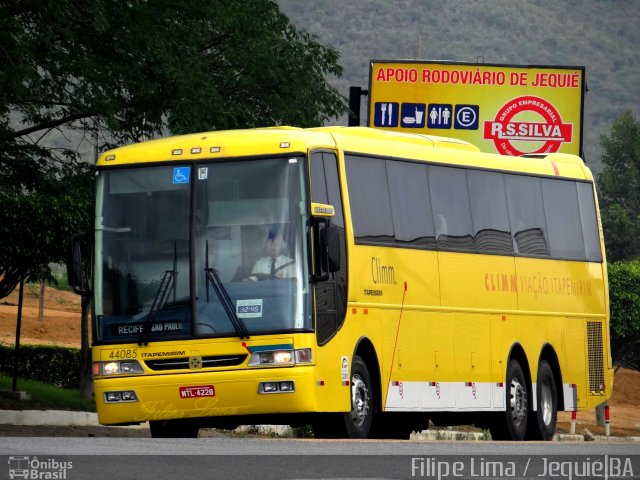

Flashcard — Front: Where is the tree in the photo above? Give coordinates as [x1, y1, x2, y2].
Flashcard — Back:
[608, 260, 640, 370]
[598, 112, 640, 369]
[1, 0, 346, 400]
[0, 0, 347, 297]
[596, 110, 640, 262]
[0, 158, 94, 297]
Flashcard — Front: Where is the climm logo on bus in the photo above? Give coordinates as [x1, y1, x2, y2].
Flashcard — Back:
[483, 95, 573, 156]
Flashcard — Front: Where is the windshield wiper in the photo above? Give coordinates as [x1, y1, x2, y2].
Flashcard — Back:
[205, 240, 249, 339]
[138, 269, 175, 346]
[205, 268, 249, 339]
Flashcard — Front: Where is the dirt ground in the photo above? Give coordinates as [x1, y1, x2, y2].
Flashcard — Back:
[0, 284, 83, 348]
[556, 367, 640, 437]
[1, 284, 639, 438]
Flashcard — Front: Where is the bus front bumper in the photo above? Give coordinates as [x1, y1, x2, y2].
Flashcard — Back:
[94, 366, 318, 425]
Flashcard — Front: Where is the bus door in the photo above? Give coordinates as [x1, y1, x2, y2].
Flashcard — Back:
[309, 151, 347, 345]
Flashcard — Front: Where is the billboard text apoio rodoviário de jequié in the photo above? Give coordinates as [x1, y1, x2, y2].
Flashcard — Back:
[368, 60, 585, 157]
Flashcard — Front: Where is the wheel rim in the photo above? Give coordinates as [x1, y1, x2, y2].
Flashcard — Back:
[539, 379, 553, 426]
[509, 377, 527, 426]
[350, 374, 369, 428]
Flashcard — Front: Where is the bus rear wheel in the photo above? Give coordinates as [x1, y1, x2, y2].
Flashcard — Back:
[527, 360, 557, 441]
[149, 419, 199, 438]
[491, 359, 528, 441]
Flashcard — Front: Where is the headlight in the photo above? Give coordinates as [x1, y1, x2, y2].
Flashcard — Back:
[248, 348, 312, 367]
[94, 360, 144, 376]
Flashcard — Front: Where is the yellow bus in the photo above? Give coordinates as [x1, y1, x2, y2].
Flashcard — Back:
[76, 126, 612, 440]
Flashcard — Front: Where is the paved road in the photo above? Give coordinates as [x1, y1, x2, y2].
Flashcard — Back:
[1, 437, 639, 480]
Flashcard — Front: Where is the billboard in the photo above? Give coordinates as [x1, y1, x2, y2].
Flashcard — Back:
[368, 60, 585, 156]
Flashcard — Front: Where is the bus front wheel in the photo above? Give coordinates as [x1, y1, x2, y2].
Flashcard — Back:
[344, 355, 373, 439]
[311, 356, 374, 439]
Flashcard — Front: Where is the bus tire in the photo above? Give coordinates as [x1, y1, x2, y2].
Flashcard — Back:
[149, 419, 199, 438]
[491, 359, 528, 441]
[527, 360, 557, 441]
[344, 355, 373, 439]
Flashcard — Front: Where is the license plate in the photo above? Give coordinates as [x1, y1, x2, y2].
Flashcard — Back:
[179, 385, 215, 398]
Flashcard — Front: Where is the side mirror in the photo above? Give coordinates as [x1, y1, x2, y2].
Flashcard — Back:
[310, 203, 341, 282]
[66, 234, 90, 296]
[313, 219, 341, 283]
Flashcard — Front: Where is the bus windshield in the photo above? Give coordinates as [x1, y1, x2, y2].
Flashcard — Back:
[94, 157, 311, 344]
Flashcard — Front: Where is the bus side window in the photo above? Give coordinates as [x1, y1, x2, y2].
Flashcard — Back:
[428, 165, 474, 252]
[505, 175, 550, 257]
[436, 214, 448, 239]
[576, 183, 602, 262]
[310, 152, 329, 204]
[322, 152, 347, 334]
[310, 151, 347, 345]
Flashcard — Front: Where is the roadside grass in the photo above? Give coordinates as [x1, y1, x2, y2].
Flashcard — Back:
[0, 376, 95, 412]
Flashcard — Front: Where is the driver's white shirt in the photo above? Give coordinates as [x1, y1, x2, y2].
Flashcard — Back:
[250, 255, 295, 279]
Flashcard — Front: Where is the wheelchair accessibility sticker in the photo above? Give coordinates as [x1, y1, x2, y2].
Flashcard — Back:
[172, 167, 191, 184]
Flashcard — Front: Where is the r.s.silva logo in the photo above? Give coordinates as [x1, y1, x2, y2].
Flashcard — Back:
[483, 95, 573, 156]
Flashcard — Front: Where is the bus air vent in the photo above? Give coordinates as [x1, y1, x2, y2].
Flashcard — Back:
[586, 321, 605, 394]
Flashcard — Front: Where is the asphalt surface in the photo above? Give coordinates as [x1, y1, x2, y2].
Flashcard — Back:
[2, 410, 639, 479]
[2, 437, 639, 480]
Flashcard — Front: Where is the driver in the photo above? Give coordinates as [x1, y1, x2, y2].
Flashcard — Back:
[244, 228, 295, 281]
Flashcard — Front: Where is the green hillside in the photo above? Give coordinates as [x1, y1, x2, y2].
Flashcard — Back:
[277, 0, 640, 172]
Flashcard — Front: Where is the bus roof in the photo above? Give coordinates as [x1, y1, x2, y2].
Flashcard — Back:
[97, 126, 592, 181]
